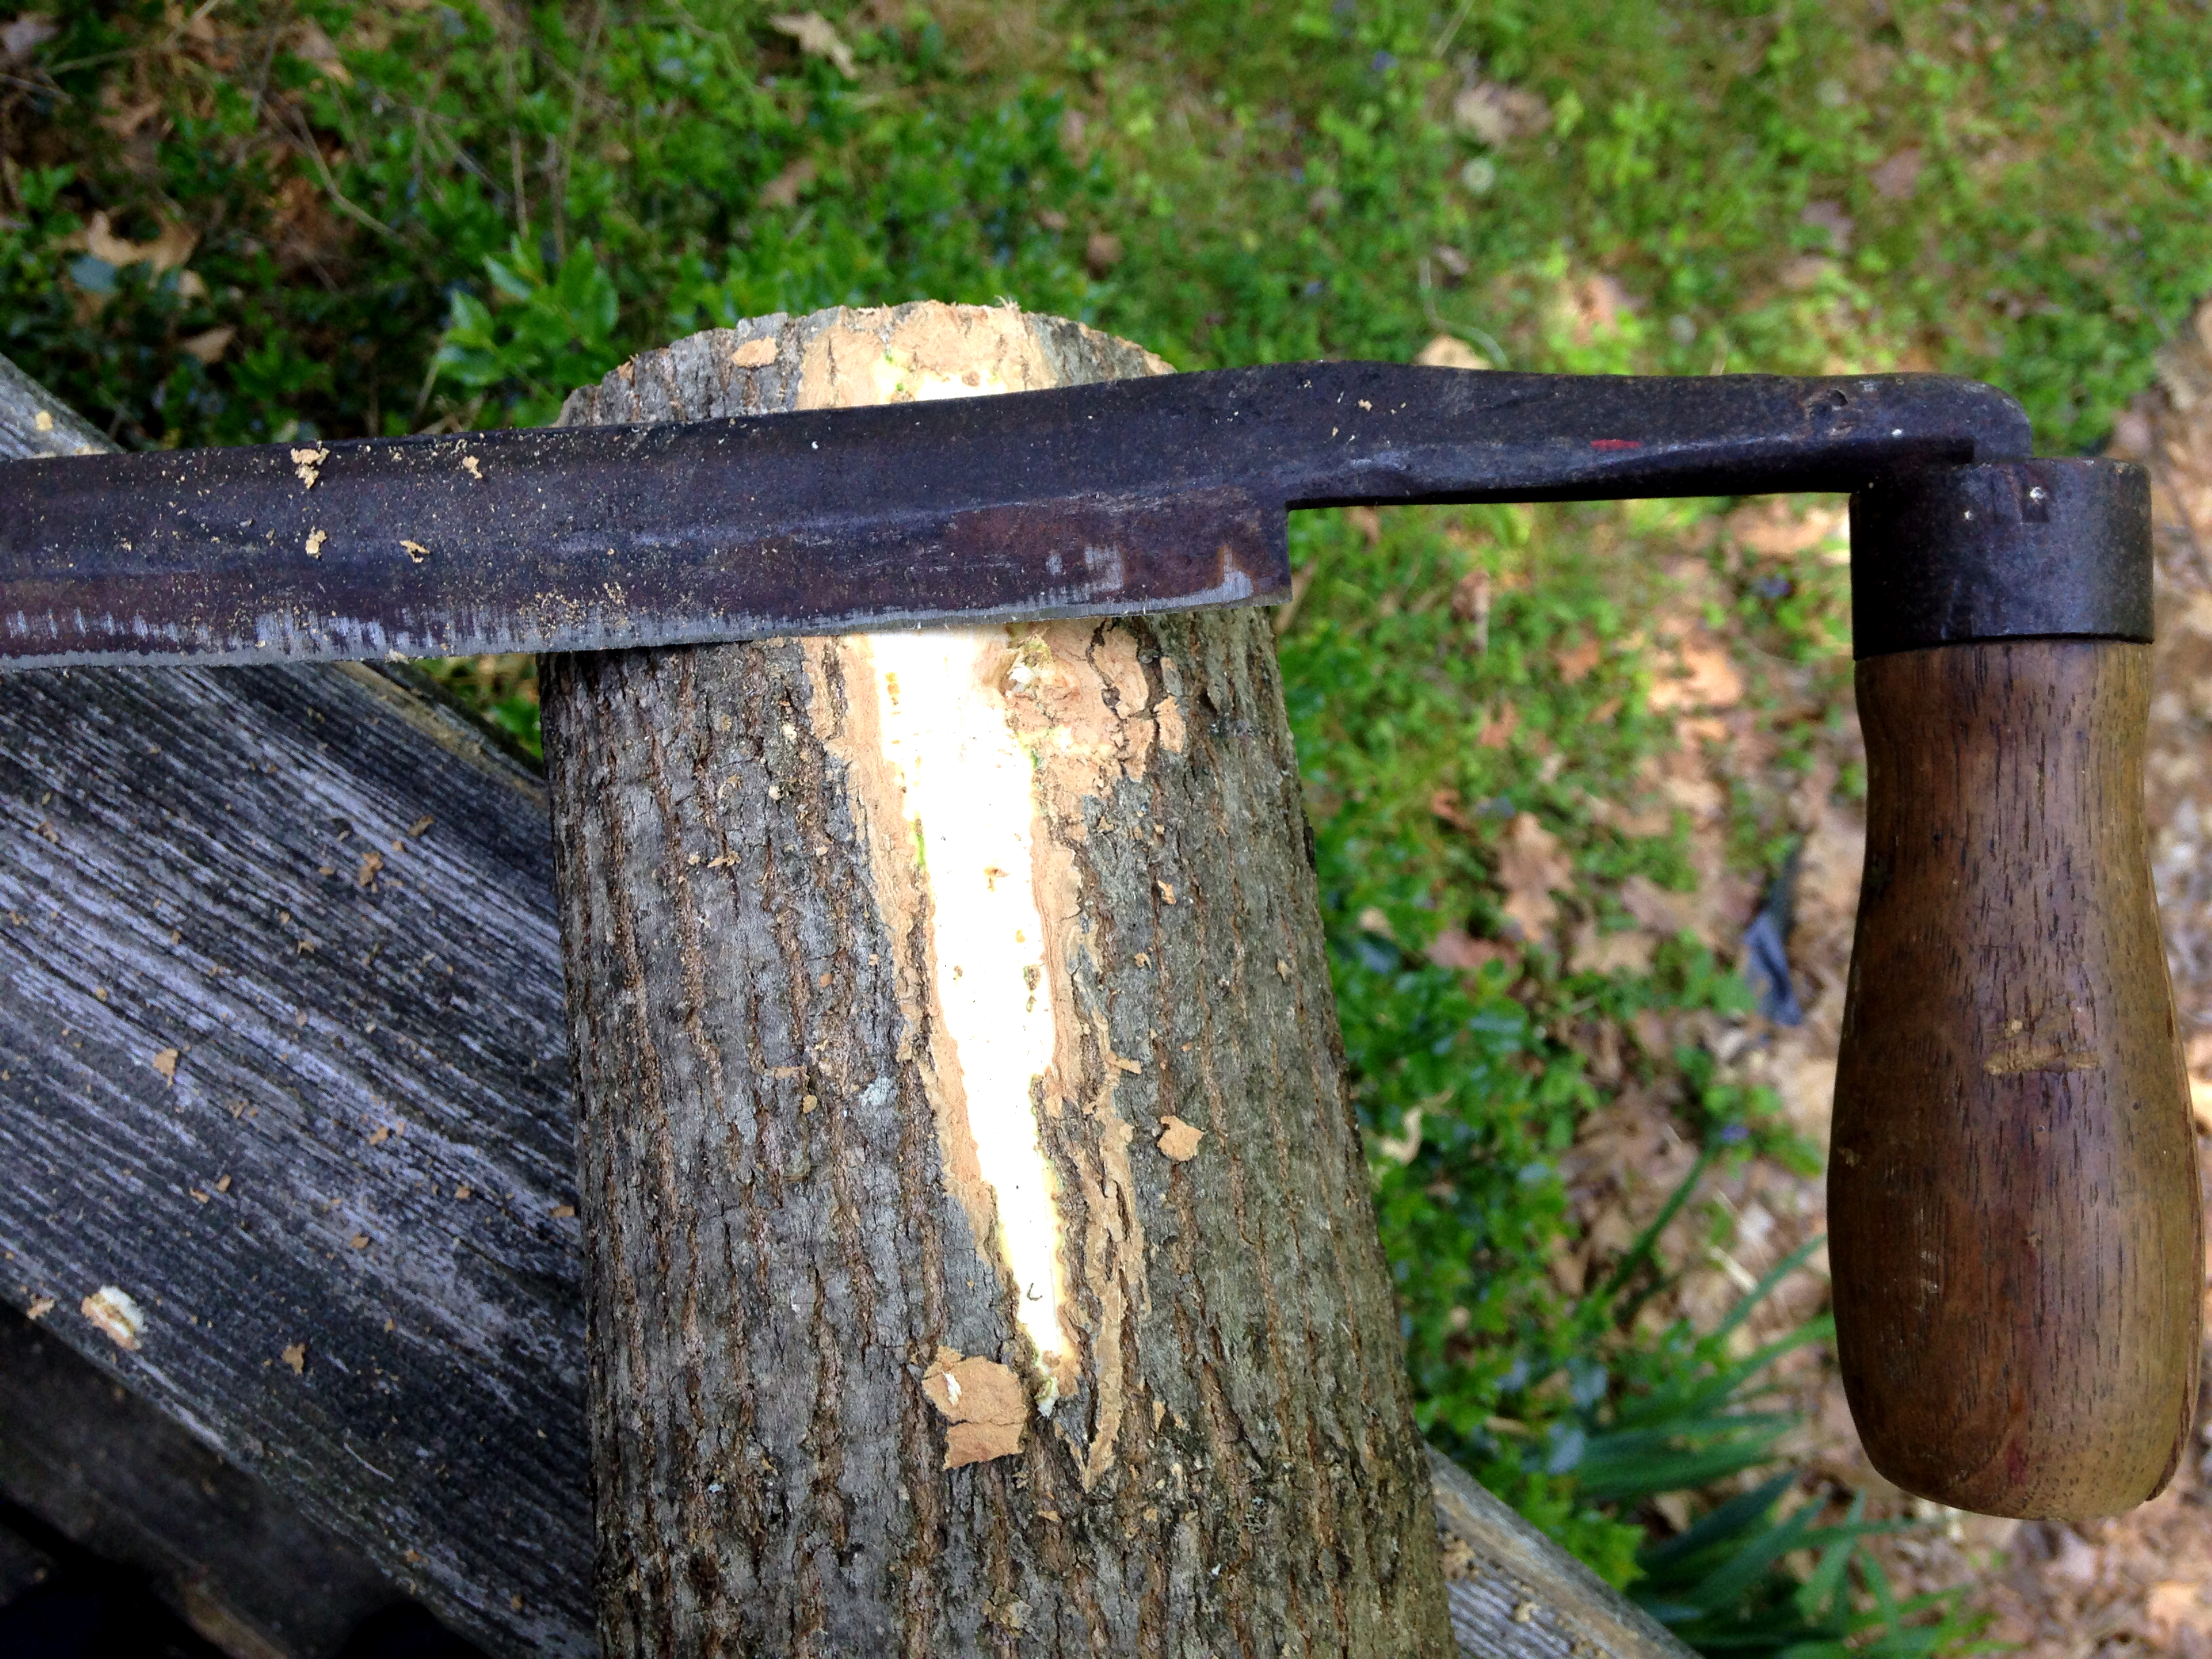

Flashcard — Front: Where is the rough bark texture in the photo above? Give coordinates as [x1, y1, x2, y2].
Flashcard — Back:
[540, 304, 1454, 1656]
[0, 361, 592, 1656]
[1832, 640, 2201, 1517]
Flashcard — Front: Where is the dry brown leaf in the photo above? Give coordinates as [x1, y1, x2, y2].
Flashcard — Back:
[757, 157, 816, 210]
[97, 96, 163, 139]
[1617, 875, 1692, 937]
[1345, 505, 1382, 545]
[1646, 636, 1744, 711]
[2147, 1580, 2212, 1641]
[1477, 703, 1520, 747]
[1450, 568, 1492, 627]
[1869, 147, 1923, 201]
[1547, 1242, 1588, 1296]
[1085, 230, 1124, 274]
[1451, 81, 1551, 146]
[1427, 928, 1513, 974]
[1569, 924, 1656, 977]
[1155, 1116, 1205, 1161]
[287, 18, 351, 81]
[1561, 274, 1637, 344]
[179, 325, 235, 366]
[1725, 499, 1847, 558]
[68, 210, 197, 274]
[1496, 813, 1571, 940]
[1429, 789, 1475, 832]
[1414, 333, 1491, 371]
[1778, 255, 1837, 293]
[1553, 636, 1601, 683]
[769, 12, 856, 77]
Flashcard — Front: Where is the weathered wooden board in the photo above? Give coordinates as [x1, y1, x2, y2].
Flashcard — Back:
[0, 350, 1693, 1659]
[0, 1300, 407, 1658]
[0, 356, 593, 1657]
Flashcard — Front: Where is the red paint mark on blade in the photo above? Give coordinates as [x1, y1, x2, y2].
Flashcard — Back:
[1591, 438, 1643, 451]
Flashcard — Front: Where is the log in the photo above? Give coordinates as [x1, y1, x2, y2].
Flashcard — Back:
[540, 304, 1454, 1655]
[0, 346, 1694, 1659]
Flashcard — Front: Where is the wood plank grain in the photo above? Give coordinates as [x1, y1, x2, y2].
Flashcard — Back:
[0, 355, 592, 1658]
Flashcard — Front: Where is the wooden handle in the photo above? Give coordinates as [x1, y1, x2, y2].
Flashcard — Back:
[1831, 638, 2201, 1519]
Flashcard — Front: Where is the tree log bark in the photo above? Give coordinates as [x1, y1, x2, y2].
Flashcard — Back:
[540, 304, 1454, 1656]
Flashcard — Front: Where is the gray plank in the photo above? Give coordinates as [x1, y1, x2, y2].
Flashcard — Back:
[0, 1302, 411, 1657]
[0, 358, 592, 1657]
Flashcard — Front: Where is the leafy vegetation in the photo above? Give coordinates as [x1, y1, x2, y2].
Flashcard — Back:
[8, 0, 2206, 1646]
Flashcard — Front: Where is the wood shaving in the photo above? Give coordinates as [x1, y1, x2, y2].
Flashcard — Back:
[24, 1295, 53, 1319]
[1496, 812, 1571, 940]
[356, 848, 384, 887]
[281, 1342, 306, 1374]
[1155, 1116, 1206, 1161]
[82, 1285, 144, 1350]
[290, 445, 329, 489]
[921, 1347, 1029, 1468]
[150, 1047, 179, 1085]
[305, 528, 326, 558]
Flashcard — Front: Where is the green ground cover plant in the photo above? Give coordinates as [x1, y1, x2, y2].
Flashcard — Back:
[7, 1, 2209, 1648]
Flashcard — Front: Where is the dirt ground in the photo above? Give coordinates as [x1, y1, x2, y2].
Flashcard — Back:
[1546, 308, 2212, 1650]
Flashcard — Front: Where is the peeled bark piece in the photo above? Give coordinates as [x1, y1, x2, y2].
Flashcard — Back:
[541, 304, 1454, 1658]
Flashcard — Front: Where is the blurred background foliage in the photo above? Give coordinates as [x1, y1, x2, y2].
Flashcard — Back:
[7, 1, 2210, 1650]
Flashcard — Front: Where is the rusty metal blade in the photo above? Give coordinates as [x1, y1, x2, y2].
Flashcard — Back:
[0, 363, 2027, 670]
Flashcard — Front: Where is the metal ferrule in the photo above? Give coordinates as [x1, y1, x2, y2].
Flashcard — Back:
[1849, 459, 2153, 659]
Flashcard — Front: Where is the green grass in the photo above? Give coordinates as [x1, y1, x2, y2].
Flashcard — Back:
[8, 1, 2205, 1645]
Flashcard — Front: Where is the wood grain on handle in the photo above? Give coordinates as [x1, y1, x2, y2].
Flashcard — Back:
[1832, 638, 2200, 1519]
